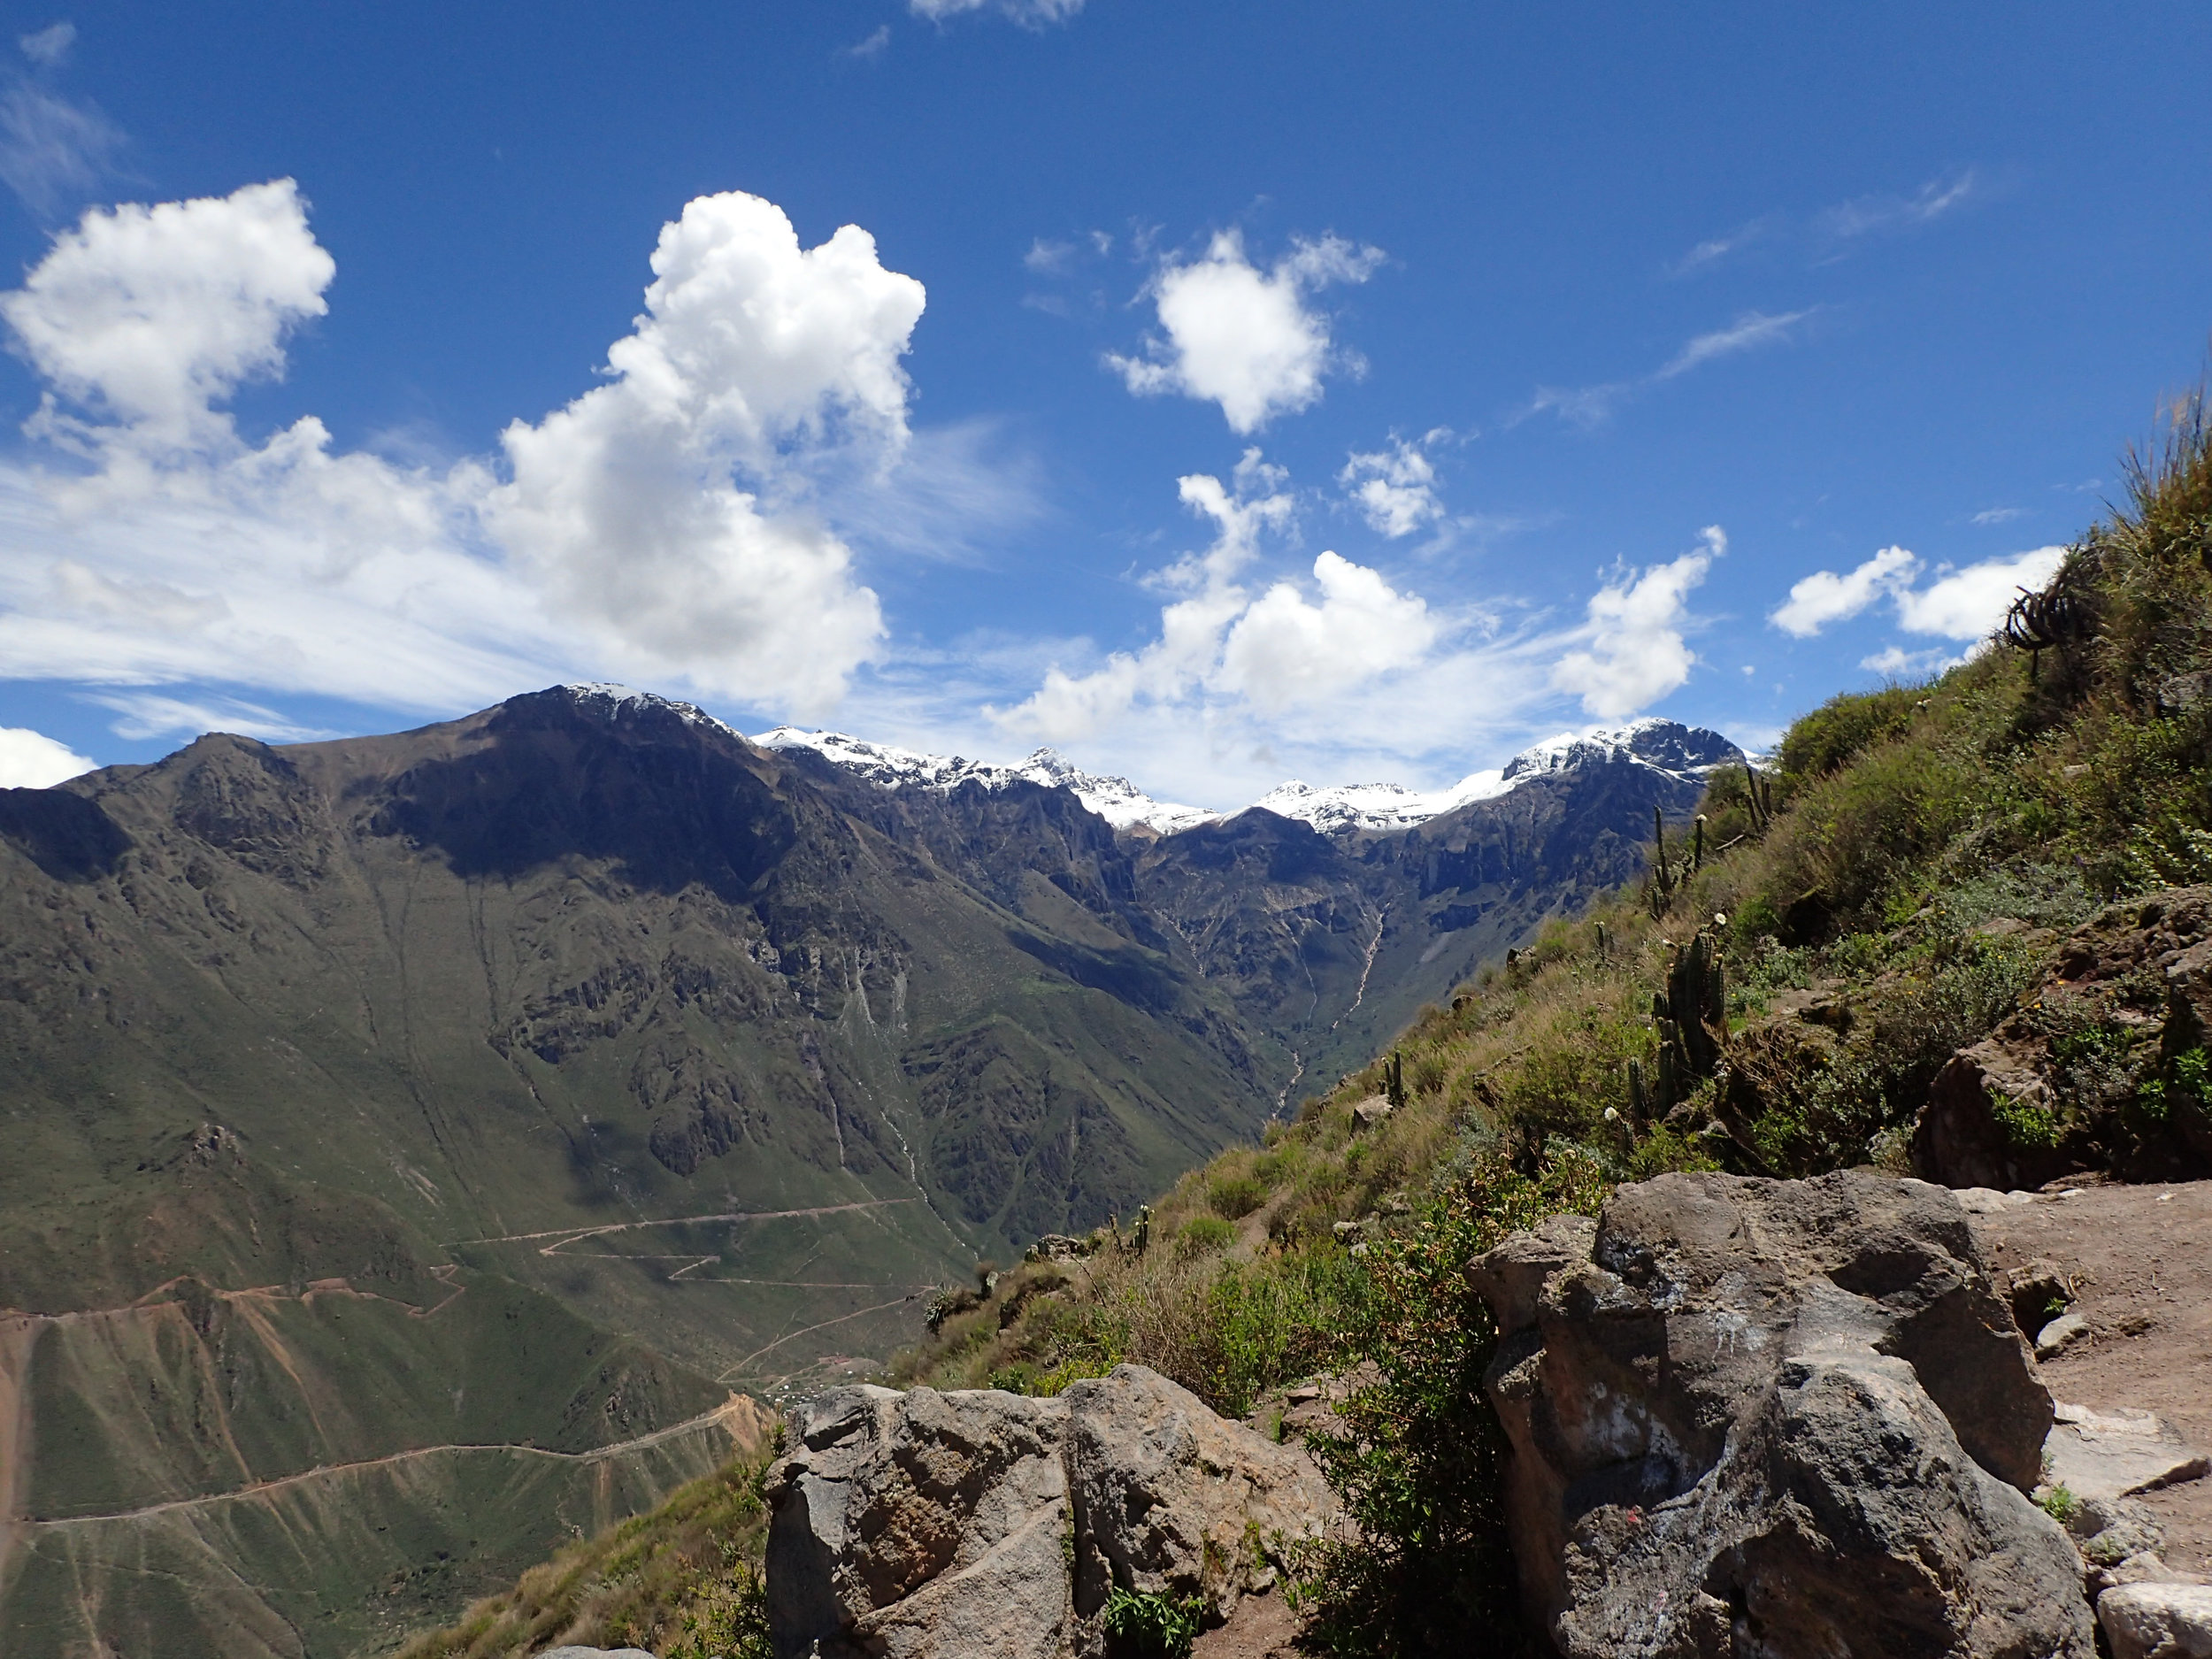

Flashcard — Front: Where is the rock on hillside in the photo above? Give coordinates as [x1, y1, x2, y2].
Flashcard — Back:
[1475, 1171, 2093, 1659]
[1916, 887, 2212, 1191]
[764, 1363, 1334, 1659]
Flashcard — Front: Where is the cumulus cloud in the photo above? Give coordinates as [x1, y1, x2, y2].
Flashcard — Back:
[1769, 545, 1919, 637]
[1550, 528, 1721, 718]
[486, 191, 920, 706]
[1107, 230, 1383, 434]
[2, 180, 333, 445]
[0, 723, 92, 787]
[0, 180, 930, 722]
[1768, 543, 2067, 647]
[1217, 552, 1440, 711]
[998, 451, 1443, 739]
[1896, 545, 2067, 638]
[1340, 433, 1445, 538]
[1860, 644, 1963, 679]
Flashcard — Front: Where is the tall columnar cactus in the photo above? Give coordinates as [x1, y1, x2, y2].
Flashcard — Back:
[1648, 931, 1727, 1114]
[1385, 1050, 1407, 1109]
[1649, 804, 1676, 916]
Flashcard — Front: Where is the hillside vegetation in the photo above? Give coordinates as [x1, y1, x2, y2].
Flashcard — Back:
[396, 393, 2211, 1657]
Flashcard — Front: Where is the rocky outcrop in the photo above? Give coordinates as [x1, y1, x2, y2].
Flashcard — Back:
[2098, 1583, 2212, 1659]
[1915, 888, 2212, 1189]
[764, 1365, 1335, 1659]
[1475, 1170, 2093, 1659]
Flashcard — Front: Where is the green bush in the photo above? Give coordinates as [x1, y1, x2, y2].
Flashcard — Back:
[1207, 1172, 1268, 1218]
[1776, 685, 1923, 781]
[1294, 1145, 1608, 1659]
[1176, 1216, 1235, 1257]
[1101, 1586, 1206, 1658]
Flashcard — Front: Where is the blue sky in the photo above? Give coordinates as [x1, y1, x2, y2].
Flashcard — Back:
[0, 1, 2208, 807]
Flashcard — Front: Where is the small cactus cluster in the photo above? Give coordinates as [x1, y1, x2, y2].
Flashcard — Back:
[1628, 930, 1727, 1123]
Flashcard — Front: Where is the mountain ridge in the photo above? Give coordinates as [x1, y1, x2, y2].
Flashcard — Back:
[757, 709, 1740, 836]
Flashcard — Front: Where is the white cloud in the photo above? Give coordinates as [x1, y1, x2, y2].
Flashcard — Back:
[1340, 433, 1445, 538]
[0, 180, 933, 722]
[0, 79, 121, 218]
[1655, 310, 1810, 380]
[1550, 527, 1721, 718]
[1896, 545, 2067, 638]
[0, 724, 92, 787]
[1859, 644, 1962, 678]
[1770, 543, 2067, 647]
[1023, 237, 1074, 274]
[1768, 545, 1919, 636]
[845, 24, 891, 58]
[1667, 217, 1772, 277]
[910, 0, 1084, 24]
[1527, 311, 1810, 428]
[1107, 230, 1383, 434]
[997, 452, 1446, 740]
[18, 23, 75, 65]
[1217, 551, 1440, 711]
[0, 179, 333, 445]
[1971, 506, 2023, 525]
[486, 191, 921, 708]
[1819, 170, 1978, 242]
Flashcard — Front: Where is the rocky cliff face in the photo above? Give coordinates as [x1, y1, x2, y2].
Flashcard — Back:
[1474, 1171, 2093, 1659]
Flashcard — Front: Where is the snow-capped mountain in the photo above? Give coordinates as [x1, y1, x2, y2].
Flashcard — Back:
[753, 715, 1743, 838]
[751, 727, 1216, 834]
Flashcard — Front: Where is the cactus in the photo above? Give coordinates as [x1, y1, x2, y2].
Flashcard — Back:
[1649, 804, 1676, 916]
[1692, 814, 1707, 872]
[1385, 1050, 1407, 1109]
[1594, 921, 1608, 959]
[1645, 930, 1728, 1116]
[1627, 1057, 1647, 1124]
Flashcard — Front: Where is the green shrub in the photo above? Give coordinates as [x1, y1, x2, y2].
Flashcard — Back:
[1207, 1172, 1268, 1219]
[1294, 1145, 1608, 1659]
[1101, 1586, 1206, 1658]
[1776, 685, 1923, 781]
[1176, 1216, 1235, 1257]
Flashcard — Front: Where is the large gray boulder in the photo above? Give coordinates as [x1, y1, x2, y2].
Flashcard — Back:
[1064, 1363, 1335, 1624]
[764, 1365, 1333, 1659]
[1476, 1170, 2094, 1659]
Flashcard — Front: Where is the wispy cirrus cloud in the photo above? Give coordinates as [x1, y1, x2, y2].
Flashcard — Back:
[909, 0, 1085, 27]
[1, 22, 125, 219]
[1670, 168, 1981, 278]
[1525, 309, 1813, 429]
[1818, 170, 1978, 242]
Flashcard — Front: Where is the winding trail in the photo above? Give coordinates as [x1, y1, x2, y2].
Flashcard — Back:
[22, 1394, 771, 1531]
[719, 1294, 923, 1380]
[448, 1200, 910, 1256]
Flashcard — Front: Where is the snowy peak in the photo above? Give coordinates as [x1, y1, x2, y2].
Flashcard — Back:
[1499, 717, 1741, 786]
[751, 727, 1215, 836]
[1245, 774, 1509, 834]
[1247, 720, 1741, 833]
[752, 717, 1743, 839]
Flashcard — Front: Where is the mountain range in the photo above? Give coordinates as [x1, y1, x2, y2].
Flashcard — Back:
[0, 684, 1739, 1657]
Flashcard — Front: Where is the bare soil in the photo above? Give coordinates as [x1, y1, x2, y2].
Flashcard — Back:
[1970, 1177, 2212, 1575]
